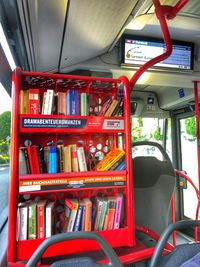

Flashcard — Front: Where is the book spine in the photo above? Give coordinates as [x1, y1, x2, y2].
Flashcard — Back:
[73, 204, 83, 231]
[57, 144, 64, 172]
[114, 159, 126, 170]
[71, 90, 79, 115]
[67, 201, 78, 232]
[57, 92, 66, 115]
[28, 204, 37, 240]
[63, 145, 72, 172]
[19, 206, 28, 240]
[71, 144, 79, 172]
[45, 203, 55, 237]
[84, 199, 92, 231]
[27, 146, 41, 174]
[104, 99, 118, 117]
[106, 198, 116, 230]
[66, 90, 71, 115]
[77, 147, 87, 172]
[28, 89, 39, 114]
[80, 93, 88, 116]
[18, 148, 29, 174]
[94, 199, 103, 230]
[48, 146, 57, 174]
[109, 156, 125, 170]
[43, 90, 54, 115]
[98, 200, 108, 230]
[98, 98, 112, 116]
[37, 203, 46, 238]
[113, 194, 123, 229]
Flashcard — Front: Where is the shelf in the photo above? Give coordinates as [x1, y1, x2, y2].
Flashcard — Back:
[16, 228, 133, 262]
[20, 115, 125, 133]
[19, 170, 127, 193]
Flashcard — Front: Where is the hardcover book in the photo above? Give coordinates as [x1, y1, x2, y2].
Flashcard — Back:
[28, 202, 37, 240]
[37, 200, 47, 238]
[45, 202, 55, 237]
[77, 147, 87, 172]
[28, 89, 40, 114]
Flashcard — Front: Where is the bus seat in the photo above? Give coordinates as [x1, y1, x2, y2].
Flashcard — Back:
[132, 141, 176, 236]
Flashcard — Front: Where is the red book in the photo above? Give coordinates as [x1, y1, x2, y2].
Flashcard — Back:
[27, 145, 41, 174]
[28, 89, 40, 114]
[37, 200, 47, 238]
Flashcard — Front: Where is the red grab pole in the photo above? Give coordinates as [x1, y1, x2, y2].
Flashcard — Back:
[129, 0, 189, 90]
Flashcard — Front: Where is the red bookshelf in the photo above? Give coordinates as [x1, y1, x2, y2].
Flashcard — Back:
[8, 67, 134, 265]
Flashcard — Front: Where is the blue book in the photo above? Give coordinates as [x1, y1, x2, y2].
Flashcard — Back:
[114, 159, 126, 170]
[66, 90, 79, 115]
[48, 146, 57, 173]
[73, 203, 83, 231]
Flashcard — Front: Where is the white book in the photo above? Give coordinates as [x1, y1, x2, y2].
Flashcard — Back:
[67, 199, 79, 232]
[43, 90, 54, 115]
[18, 203, 28, 240]
[45, 202, 55, 237]
[77, 147, 87, 172]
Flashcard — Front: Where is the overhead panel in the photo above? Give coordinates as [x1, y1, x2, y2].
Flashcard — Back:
[0, 44, 12, 96]
[60, 0, 138, 70]
[17, 0, 68, 72]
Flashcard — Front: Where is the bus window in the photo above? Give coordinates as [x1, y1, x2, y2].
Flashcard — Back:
[179, 116, 198, 219]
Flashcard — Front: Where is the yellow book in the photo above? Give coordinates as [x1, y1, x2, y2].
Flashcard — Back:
[20, 90, 28, 114]
[104, 99, 118, 117]
[96, 147, 125, 171]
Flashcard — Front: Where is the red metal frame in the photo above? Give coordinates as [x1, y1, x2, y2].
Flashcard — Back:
[8, 0, 191, 265]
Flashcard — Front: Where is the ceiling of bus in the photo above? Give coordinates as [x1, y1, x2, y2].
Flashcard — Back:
[2, 0, 200, 109]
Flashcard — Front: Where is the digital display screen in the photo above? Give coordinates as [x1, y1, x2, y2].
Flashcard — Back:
[121, 35, 194, 71]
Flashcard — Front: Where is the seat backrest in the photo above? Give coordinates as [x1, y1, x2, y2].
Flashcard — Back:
[132, 141, 176, 235]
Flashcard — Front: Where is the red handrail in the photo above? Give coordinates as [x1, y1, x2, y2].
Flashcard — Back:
[129, 0, 189, 90]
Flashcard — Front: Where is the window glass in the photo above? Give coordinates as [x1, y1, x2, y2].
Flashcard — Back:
[0, 84, 11, 218]
[166, 119, 172, 161]
[179, 116, 198, 219]
[131, 117, 164, 144]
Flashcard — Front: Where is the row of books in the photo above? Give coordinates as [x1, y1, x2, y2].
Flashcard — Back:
[19, 89, 123, 117]
[17, 194, 123, 240]
[19, 144, 126, 175]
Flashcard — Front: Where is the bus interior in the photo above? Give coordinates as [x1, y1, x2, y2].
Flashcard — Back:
[1, 0, 200, 266]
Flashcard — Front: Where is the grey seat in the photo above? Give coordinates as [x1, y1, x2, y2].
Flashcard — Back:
[132, 141, 176, 235]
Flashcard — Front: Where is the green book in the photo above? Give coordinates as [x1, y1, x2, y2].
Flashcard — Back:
[28, 202, 37, 239]
[80, 93, 89, 116]
[98, 198, 108, 231]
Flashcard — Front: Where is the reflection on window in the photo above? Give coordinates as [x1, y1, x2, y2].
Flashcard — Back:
[132, 145, 163, 161]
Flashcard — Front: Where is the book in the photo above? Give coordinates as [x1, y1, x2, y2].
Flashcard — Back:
[98, 198, 108, 231]
[27, 145, 41, 174]
[113, 98, 124, 117]
[48, 146, 57, 174]
[96, 147, 125, 171]
[71, 144, 79, 172]
[66, 199, 79, 232]
[37, 200, 47, 238]
[77, 147, 87, 172]
[57, 144, 64, 172]
[28, 89, 40, 114]
[94, 197, 103, 230]
[19, 147, 29, 174]
[109, 156, 125, 171]
[43, 89, 54, 115]
[45, 202, 55, 237]
[57, 92, 66, 115]
[80, 93, 88, 116]
[98, 98, 112, 116]
[17, 203, 28, 240]
[73, 201, 84, 231]
[41, 92, 47, 114]
[83, 198, 92, 231]
[104, 99, 119, 117]
[114, 159, 126, 170]
[28, 202, 37, 240]
[103, 197, 116, 230]
[63, 145, 72, 172]
[19, 90, 28, 114]
[66, 90, 79, 115]
[113, 194, 123, 229]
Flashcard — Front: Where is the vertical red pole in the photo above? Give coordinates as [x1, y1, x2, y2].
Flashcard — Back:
[194, 80, 200, 241]
[171, 193, 176, 246]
